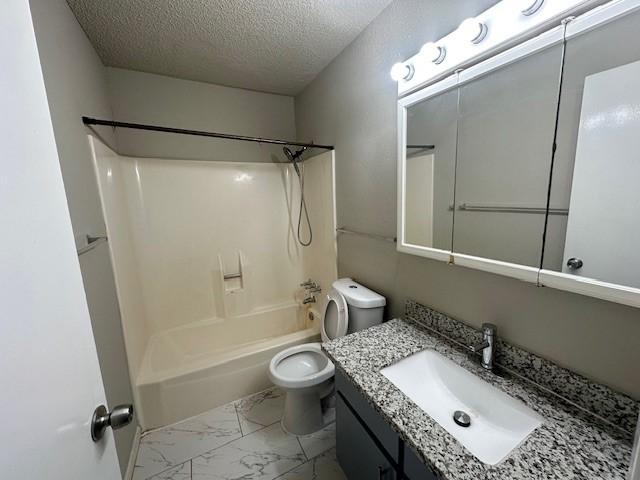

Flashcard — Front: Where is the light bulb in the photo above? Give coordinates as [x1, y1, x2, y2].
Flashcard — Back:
[420, 42, 446, 64]
[459, 18, 488, 44]
[390, 62, 414, 82]
[517, 0, 544, 16]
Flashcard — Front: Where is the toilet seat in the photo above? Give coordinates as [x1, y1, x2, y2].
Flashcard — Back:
[269, 343, 335, 389]
[321, 288, 348, 343]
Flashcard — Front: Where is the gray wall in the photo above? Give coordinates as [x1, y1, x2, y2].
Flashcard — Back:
[29, 0, 135, 475]
[106, 68, 296, 163]
[295, 0, 640, 399]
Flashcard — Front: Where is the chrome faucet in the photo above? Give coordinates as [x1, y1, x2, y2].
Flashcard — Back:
[469, 323, 497, 370]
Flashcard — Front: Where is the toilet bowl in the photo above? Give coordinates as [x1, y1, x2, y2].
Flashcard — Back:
[269, 343, 335, 435]
[269, 278, 385, 435]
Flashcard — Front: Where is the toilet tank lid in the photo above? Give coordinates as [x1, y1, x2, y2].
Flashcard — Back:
[332, 278, 386, 309]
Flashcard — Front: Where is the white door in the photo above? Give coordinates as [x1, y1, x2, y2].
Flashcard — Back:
[0, 2, 121, 479]
[562, 59, 640, 288]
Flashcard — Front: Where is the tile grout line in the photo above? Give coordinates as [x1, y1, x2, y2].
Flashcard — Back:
[271, 446, 339, 480]
[233, 402, 244, 437]
[141, 387, 337, 479]
[296, 435, 309, 462]
[141, 460, 189, 480]
[142, 426, 336, 480]
[138, 391, 274, 477]
[140, 386, 279, 439]
[271, 455, 311, 480]
[143, 419, 287, 478]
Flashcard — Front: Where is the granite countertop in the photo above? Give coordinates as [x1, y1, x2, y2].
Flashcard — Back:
[323, 318, 634, 480]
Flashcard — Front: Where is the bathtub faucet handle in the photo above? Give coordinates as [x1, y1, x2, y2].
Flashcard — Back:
[300, 279, 314, 288]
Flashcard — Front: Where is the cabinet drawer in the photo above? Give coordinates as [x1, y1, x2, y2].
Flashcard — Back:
[335, 369, 400, 461]
[336, 394, 397, 480]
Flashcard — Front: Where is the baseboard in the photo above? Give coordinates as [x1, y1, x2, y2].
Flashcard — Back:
[124, 426, 142, 480]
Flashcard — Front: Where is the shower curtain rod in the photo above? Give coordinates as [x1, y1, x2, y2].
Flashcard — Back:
[407, 144, 435, 149]
[82, 117, 334, 150]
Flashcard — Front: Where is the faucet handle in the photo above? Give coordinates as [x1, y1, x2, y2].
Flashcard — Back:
[300, 279, 314, 287]
[302, 295, 316, 305]
[469, 341, 490, 353]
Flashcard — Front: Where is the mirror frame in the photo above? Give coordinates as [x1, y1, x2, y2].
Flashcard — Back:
[397, 0, 640, 308]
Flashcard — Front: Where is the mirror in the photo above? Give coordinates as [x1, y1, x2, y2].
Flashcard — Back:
[542, 9, 640, 289]
[403, 88, 458, 251]
[399, 3, 640, 306]
[452, 43, 564, 268]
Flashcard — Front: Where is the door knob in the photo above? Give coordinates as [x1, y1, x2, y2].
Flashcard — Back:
[566, 257, 584, 270]
[91, 404, 134, 441]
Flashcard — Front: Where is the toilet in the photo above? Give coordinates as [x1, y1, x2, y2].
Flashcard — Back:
[269, 278, 386, 435]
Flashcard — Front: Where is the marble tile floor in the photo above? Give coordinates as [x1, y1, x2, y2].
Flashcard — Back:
[132, 386, 346, 480]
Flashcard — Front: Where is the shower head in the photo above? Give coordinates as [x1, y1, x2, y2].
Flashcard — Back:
[283, 146, 307, 162]
[283, 146, 307, 176]
[283, 146, 295, 162]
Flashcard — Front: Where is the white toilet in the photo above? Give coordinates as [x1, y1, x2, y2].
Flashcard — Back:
[269, 278, 386, 435]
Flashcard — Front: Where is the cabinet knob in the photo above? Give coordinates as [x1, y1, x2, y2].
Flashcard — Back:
[566, 257, 584, 270]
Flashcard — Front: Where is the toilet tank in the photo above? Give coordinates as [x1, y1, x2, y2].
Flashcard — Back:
[332, 278, 386, 334]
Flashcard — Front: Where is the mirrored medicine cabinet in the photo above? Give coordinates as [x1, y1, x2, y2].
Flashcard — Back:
[398, 4, 640, 308]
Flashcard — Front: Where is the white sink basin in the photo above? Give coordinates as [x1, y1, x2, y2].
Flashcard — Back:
[380, 349, 543, 465]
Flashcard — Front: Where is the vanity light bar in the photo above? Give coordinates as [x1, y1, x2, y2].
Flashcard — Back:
[392, 0, 598, 96]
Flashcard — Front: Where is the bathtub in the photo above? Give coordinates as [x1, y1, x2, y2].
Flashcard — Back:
[136, 302, 319, 429]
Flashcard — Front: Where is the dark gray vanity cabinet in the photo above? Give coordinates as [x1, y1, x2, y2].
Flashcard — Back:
[335, 369, 437, 480]
[336, 396, 396, 479]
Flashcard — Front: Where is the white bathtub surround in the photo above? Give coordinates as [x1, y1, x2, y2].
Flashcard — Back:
[132, 387, 344, 480]
[90, 137, 337, 428]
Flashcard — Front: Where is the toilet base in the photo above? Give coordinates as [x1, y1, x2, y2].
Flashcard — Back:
[280, 379, 334, 435]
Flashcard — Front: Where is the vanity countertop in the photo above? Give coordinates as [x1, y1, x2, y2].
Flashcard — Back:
[323, 318, 634, 480]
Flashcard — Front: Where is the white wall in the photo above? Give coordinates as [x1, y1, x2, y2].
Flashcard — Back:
[107, 68, 296, 162]
[28, 1, 135, 474]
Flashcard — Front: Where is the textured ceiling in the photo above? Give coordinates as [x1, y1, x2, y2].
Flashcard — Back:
[66, 0, 394, 95]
